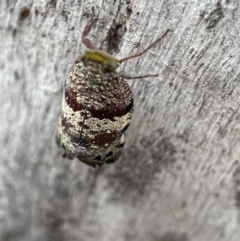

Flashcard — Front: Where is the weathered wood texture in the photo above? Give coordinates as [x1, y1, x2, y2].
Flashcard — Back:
[1, 0, 240, 240]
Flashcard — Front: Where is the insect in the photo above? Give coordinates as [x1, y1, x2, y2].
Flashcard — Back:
[56, 11, 171, 167]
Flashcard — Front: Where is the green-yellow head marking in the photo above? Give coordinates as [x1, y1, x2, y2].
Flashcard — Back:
[82, 50, 120, 72]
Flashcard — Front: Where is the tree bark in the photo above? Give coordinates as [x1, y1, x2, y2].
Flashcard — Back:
[1, 0, 240, 240]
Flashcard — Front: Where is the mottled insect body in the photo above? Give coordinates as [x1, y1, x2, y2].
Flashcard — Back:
[57, 51, 133, 166]
[56, 13, 171, 167]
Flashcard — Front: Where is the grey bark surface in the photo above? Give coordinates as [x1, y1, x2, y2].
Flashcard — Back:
[1, 0, 240, 240]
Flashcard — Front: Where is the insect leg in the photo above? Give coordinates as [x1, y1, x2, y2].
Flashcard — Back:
[119, 73, 159, 79]
[119, 29, 172, 63]
[82, 8, 98, 49]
